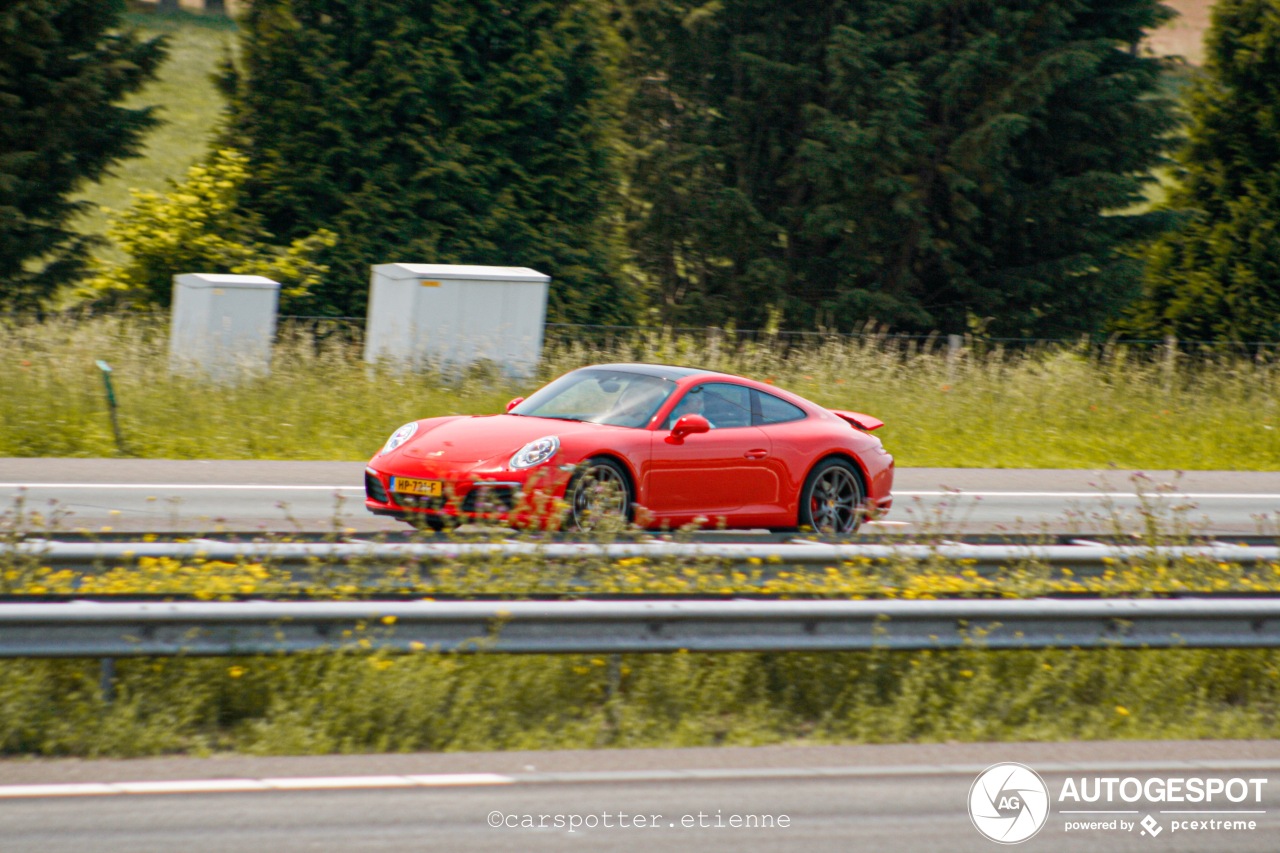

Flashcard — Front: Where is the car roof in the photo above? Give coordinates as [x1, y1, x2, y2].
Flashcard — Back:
[575, 362, 824, 417]
[580, 363, 736, 381]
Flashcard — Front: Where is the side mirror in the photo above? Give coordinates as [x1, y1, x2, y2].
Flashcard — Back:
[506, 397, 525, 413]
[669, 414, 711, 443]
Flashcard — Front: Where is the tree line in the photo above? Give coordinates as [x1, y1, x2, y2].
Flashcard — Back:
[2, 0, 1277, 342]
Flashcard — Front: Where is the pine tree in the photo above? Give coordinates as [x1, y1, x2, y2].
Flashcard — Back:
[618, 0, 832, 327]
[1122, 0, 1280, 343]
[620, 0, 1177, 336]
[0, 0, 166, 310]
[220, 0, 635, 323]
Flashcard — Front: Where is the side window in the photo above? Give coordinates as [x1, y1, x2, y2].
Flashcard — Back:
[666, 382, 753, 429]
[755, 390, 807, 425]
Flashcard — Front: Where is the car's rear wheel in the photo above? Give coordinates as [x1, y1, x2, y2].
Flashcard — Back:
[799, 457, 867, 537]
[568, 457, 633, 530]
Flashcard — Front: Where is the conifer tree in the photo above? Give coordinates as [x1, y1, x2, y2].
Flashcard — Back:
[1123, 0, 1280, 343]
[621, 0, 1176, 336]
[0, 0, 166, 310]
[618, 0, 829, 327]
[220, 0, 635, 322]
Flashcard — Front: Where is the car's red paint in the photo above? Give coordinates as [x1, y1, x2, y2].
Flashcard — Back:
[830, 409, 885, 432]
[667, 414, 711, 442]
[646, 420, 779, 520]
[365, 363, 894, 532]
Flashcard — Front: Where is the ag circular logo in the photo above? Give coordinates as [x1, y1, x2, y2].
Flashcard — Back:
[969, 762, 1050, 844]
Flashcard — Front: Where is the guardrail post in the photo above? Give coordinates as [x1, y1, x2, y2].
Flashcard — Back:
[100, 657, 116, 704]
[603, 652, 623, 744]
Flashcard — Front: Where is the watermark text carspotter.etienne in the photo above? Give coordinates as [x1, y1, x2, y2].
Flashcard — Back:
[487, 809, 790, 832]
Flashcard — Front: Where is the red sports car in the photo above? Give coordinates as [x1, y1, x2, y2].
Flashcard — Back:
[364, 363, 893, 535]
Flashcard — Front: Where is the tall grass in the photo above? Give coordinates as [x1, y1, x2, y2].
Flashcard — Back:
[3, 646, 1276, 758]
[2, 315, 1277, 468]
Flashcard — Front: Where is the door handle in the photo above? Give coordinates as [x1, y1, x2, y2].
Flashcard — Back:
[743, 449, 769, 459]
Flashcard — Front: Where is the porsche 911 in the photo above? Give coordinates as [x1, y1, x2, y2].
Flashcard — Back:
[365, 363, 893, 535]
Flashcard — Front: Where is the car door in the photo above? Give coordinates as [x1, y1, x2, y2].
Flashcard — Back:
[642, 382, 780, 522]
[749, 388, 814, 522]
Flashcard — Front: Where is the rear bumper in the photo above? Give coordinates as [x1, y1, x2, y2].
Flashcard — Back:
[863, 451, 895, 516]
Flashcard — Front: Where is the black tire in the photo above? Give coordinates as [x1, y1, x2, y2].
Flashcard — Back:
[567, 457, 633, 530]
[798, 457, 867, 537]
[405, 513, 448, 533]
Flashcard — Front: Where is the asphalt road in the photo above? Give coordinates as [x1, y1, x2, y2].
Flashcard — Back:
[1, 741, 1277, 852]
[1, 459, 1277, 535]
[0, 458, 1274, 532]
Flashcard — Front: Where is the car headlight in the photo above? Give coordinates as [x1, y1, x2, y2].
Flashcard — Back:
[510, 436, 560, 469]
[379, 422, 419, 455]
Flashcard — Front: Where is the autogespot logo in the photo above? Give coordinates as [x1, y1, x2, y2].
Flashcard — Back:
[969, 763, 1051, 844]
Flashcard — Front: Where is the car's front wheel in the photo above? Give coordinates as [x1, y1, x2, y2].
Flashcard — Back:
[568, 457, 633, 530]
[799, 457, 867, 537]
[405, 513, 449, 533]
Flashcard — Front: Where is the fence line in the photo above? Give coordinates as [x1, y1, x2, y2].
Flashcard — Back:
[5, 311, 1279, 357]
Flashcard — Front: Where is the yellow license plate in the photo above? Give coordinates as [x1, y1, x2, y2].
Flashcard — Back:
[391, 477, 444, 497]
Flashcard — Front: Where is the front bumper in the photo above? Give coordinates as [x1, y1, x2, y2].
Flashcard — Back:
[364, 465, 570, 527]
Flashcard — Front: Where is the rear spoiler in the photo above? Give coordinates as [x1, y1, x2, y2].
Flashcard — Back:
[830, 409, 884, 432]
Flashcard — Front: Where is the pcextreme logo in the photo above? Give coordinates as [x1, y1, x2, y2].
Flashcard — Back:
[968, 763, 1051, 844]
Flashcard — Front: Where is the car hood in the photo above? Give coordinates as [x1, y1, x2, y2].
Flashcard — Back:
[398, 414, 616, 465]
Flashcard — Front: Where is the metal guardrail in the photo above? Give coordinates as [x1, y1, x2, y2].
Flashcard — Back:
[0, 598, 1278, 657]
[7, 539, 1280, 573]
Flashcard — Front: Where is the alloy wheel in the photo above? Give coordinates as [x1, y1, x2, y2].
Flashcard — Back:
[571, 460, 630, 529]
[807, 463, 865, 536]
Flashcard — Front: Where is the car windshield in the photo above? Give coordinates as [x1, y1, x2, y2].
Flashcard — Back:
[510, 368, 677, 428]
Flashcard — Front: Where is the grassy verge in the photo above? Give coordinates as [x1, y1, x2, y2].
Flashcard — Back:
[1, 315, 1277, 468]
[1, 506, 1278, 757]
[5, 647, 1277, 757]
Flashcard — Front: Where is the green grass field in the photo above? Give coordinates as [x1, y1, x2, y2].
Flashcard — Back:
[1, 315, 1277, 469]
[70, 11, 234, 264]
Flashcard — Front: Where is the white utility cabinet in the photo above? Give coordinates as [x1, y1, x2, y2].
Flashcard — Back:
[363, 263, 551, 374]
[169, 273, 280, 379]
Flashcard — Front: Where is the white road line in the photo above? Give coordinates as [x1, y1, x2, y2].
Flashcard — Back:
[262, 775, 444, 790]
[2, 761, 1279, 799]
[0, 783, 118, 798]
[896, 491, 1280, 500]
[406, 774, 517, 787]
[2, 485, 1277, 499]
[114, 779, 271, 794]
[0, 484, 363, 491]
[0, 773, 513, 799]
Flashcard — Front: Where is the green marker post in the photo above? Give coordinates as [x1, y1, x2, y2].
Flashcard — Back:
[95, 360, 127, 455]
